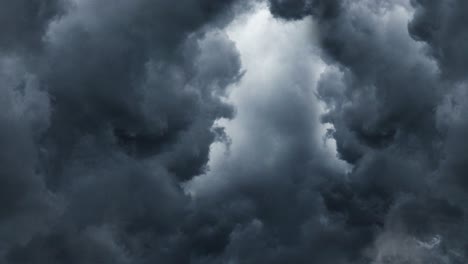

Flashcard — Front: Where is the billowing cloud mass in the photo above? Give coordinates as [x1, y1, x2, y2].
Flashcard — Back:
[1, 0, 468, 263]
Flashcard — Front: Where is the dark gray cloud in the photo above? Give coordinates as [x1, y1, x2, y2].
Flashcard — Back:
[267, 0, 468, 262]
[1, 0, 244, 263]
[268, 0, 340, 20]
[409, 0, 468, 81]
[0, 61, 58, 254]
[2, 0, 468, 263]
[0, 0, 63, 52]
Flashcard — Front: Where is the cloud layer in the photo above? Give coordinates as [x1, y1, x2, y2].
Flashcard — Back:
[1, 0, 468, 263]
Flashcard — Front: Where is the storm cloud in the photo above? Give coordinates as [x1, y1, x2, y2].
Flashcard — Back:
[1, 0, 468, 263]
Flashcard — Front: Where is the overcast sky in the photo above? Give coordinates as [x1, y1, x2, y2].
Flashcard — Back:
[1, 0, 468, 263]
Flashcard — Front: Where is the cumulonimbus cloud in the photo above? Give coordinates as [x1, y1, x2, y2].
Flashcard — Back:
[1, 0, 468, 263]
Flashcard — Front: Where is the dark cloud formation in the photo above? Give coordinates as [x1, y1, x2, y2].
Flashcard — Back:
[268, 0, 468, 262]
[0, 0, 244, 263]
[268, 0, 340, 20]
[409, 0, 468, 81]
[2, 0, 468, 263]
[0, 0, 63, 51]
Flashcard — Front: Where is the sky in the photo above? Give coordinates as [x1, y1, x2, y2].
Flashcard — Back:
[1, 0, 468, 263]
